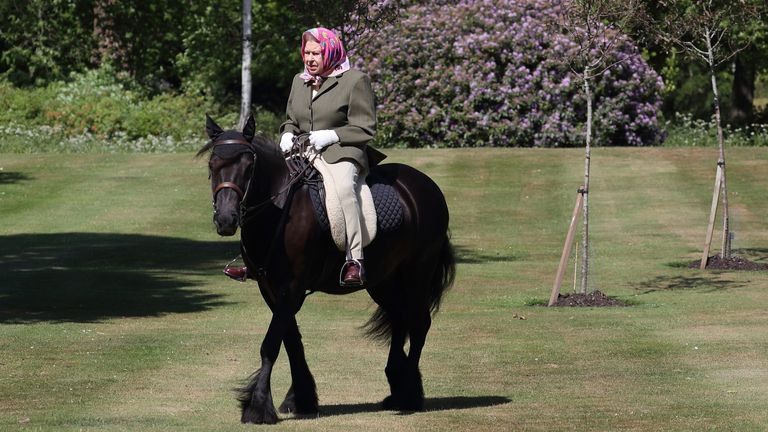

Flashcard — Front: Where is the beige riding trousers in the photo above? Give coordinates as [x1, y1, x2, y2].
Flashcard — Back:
[294, 147, 365, 260]
[315, 155, 364, 260]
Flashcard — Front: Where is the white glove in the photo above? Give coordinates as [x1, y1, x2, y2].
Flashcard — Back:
[279, 132, 295, 153]
[309, 130, 339, 151]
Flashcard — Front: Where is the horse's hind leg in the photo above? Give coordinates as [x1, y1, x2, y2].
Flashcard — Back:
[382, 318, 408, 410]
[382, 277, 432, 411]
[401, 303, 431, 411]
[278, 316, 318, 415]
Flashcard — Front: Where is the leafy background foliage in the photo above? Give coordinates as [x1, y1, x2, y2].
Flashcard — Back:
[355, 0, 664, 147]
[0, 0, 767, 151]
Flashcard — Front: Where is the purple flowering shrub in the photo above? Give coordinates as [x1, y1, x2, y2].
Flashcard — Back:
[354, 0, 664, 148]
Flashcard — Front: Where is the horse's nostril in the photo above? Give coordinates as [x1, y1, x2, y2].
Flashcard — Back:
[213, 209, 238, 231]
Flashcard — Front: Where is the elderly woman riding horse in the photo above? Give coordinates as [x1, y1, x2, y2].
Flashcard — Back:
[225, 27, 385, 287]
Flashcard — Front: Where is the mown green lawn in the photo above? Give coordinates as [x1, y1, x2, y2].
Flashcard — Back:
[1, 148, 767, 431]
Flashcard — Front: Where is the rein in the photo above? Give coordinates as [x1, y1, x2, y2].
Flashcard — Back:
[238, 135, 318, 227]
[238, 154, 316, 226]
[209, 137, 292, 221]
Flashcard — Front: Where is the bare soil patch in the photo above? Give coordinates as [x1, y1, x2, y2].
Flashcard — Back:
[690, 256, 768, 271]
[548, 290, 628, 307]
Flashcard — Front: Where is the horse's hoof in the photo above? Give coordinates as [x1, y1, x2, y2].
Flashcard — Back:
[278, 401, 293, 414]
[279, 390, 319, 415]
[241, 406, 279, 424]
[382, 394, 424, 412]
[279, 402, 319, 415]
[382, 395, 397, 410]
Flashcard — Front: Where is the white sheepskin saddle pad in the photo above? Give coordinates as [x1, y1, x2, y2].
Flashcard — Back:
[311, 158, 377, 251]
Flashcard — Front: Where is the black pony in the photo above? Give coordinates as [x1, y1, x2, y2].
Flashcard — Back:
[199, 114, 455, 424]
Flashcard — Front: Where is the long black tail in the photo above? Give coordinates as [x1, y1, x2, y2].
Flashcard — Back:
[363, 233, 456, 342]
[428, 233, 456, 314]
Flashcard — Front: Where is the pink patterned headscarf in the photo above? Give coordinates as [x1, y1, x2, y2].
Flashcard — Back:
[299, 27, 351, 84]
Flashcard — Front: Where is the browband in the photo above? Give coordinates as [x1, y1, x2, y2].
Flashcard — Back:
[214, 139, 252, 146]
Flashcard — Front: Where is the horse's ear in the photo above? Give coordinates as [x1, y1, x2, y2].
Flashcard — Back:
[205, 114, 224, 140]
[242, 113, 256, 143]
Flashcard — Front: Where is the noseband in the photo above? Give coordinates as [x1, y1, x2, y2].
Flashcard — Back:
[214, 181, 245, 200]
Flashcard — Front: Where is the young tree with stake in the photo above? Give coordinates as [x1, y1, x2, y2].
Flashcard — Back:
[554, 0, 643, 296]
[649, 0, 761, 266]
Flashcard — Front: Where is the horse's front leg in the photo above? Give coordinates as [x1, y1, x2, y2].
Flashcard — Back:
[237, 304, 293, 424]
[278, 315, 318, 415]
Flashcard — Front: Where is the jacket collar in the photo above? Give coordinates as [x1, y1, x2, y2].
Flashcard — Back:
[305, 74, 341, 102]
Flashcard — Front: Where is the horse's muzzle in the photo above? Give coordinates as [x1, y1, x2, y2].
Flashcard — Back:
[214, 210, 239, 236]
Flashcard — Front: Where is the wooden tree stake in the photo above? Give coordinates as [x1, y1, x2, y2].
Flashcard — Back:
[549, 187, 585, 306]
[700, 163, 723, 270]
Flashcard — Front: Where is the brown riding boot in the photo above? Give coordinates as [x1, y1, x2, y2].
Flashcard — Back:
[224, 266, 248, 282]
[341, 260, 365, 287]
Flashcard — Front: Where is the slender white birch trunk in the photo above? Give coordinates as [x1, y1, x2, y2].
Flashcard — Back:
[238, 0, 253, 131]
[580, 68, 592, 294]
[705, 29, 731, 259]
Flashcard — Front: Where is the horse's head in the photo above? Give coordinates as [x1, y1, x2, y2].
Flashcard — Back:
[200, 114, 258, 236]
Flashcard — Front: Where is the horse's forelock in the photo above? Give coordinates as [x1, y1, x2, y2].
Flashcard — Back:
[213, 143, 256, 160]
[196, 130, 275, 158]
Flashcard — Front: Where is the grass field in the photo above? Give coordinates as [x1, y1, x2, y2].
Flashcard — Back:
[1, 147, 767, 431]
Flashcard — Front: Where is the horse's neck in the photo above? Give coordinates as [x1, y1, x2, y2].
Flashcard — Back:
[247, 146, 291, 207]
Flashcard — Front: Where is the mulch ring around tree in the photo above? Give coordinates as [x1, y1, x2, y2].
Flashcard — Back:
[689, 255, 768, 271]
[548, 290, 629, 307]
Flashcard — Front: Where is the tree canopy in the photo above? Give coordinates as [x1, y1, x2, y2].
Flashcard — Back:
[0, 0, 766, 132]
[0, 0, 404, 110]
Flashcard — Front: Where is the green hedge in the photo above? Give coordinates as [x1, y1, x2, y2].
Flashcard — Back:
[663, 113, 768, 147]
[6, 66, 766, 153]
[0, 67, 282, 153]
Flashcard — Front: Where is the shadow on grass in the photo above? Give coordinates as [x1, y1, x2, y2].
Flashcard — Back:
[632, 274, 746, 295]
[306, 396, 511, 418]
[0, 232, 239, 324]
[0, 171, 33, 185]
[454, 245, 521, 264]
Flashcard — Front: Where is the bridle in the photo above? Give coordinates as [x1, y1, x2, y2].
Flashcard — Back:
[211, 138, 253, 203]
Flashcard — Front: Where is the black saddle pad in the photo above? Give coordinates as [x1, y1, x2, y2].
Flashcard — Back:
[308, 171, 404, 234]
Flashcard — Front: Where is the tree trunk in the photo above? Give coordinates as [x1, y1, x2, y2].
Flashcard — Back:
[730, 51, 756, 127]
[706, 31, 731, 259]
[238, 0, 253, 131]
[580, 69, 592, 294]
